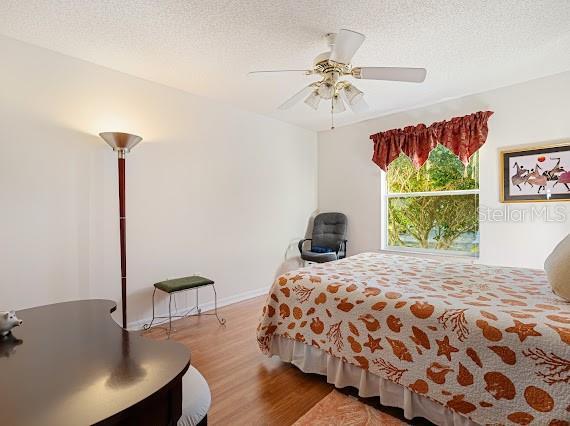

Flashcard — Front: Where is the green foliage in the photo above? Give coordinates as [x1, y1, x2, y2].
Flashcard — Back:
[386, 145, 479, 254]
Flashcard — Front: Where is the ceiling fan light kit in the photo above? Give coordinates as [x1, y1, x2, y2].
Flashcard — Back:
[304, 90, 321, 110]
[250, 29, 427, 129]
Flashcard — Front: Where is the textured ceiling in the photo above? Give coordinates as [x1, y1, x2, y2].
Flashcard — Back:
[1, 0, 569, 131]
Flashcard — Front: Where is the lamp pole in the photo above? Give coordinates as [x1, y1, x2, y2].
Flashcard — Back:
[99, 132, 142, 329]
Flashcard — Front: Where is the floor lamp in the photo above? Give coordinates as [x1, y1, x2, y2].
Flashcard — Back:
[100, 132, 143, 329]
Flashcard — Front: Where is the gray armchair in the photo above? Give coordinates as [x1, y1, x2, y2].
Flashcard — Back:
[298, 212, 347, 263]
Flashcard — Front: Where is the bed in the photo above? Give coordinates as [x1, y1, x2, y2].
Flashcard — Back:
[257, 252, 570, 425]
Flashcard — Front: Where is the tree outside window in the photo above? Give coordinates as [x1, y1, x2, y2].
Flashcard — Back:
[385, 145, 480, 256]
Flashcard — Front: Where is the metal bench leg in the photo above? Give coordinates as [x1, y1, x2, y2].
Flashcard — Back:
[212, 284, 226, 326]
[196, 288, 201, 314]
[167, 293, 173, 337]
[143, 288, 157, 330]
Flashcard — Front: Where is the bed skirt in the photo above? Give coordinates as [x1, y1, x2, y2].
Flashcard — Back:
[269, 336, 479, 426]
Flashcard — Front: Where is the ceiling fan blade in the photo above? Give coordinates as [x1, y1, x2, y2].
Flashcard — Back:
[248, 69, 311, 75]
[277, 84, 315, 110]
[353, 67, 427, 82]
[329, 29, 365, 64]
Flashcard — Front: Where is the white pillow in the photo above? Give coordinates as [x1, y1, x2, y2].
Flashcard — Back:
[544, 233, 570, 301]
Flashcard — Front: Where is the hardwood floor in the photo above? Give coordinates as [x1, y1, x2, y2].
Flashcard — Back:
[143, 295, 427, 425]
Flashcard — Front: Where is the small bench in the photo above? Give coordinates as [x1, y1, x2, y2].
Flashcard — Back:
[143, 275, 225, 335]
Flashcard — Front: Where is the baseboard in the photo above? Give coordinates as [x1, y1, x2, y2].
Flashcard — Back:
[127, 285, 270, 330]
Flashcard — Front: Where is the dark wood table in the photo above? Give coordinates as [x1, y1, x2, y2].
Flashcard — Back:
[0, 300, 190, 426]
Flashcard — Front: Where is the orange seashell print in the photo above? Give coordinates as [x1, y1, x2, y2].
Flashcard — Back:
[385, 291, 402, 299]
[364, 334, 382, 353]
[279, 304, 290, 319]
[480, 310, 498, 321]
[353, 355, 369, 370]
[457, 363, 474, 386]
[371, 301, 387, 311]
[386, 315, 403, 333]
[446, 394, 477, 414]
[270, 293, 279, 303]
[524, 386, 554, 412]
[346, 283, 357, 292]
[479, 401, 493, 408]
[326, 284, 341, 293]
[347, 335, 362, 353]
[426, 362, 453, 384]
[484, 371, 516, 400]
[507, 412, 534, 425]
[535, 303, 558, 310]
[278, 276, 288, 286]
[548, 420, 570, 426]
[476, 320, 503, 342]
[293, 306, 302, 320]
[546, 314, 570, 324]
[410, 301, 434, 319]
[279, 287, 290, 297]
[337, 298, 355, 312]
[488, 346, 516, 365]
[287, 322, 296, 330]
[409, 379, 429, 394]
[265, 324, 277, 335]
[294, 332, 305, 342]
[348, 321, 360, 336]
[394, 301, 407, 309]
[300, 321, 307, 327]
[386, 337, 413, 362]
[306, 307, 315, 316]
[267, 305, 275, 318]
[309, 275, 321, 284]
[359, 314, 381, 332]
[363, 287, 381, 297]
[410, 326, 430, 351]
[546, 323, 570, 344]
[501, 299, 527, 307]
[310, 317, 324, 334]
[314, 292, 327, 305]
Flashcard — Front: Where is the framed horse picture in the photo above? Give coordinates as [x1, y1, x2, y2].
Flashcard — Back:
[500, 142, 570, 203]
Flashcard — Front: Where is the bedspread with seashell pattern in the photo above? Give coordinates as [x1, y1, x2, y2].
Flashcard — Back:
[257, 252, 570, 425]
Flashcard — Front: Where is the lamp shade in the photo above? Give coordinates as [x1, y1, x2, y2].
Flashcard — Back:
[99, 132, 142, 154]
[304, 90, 321, 110]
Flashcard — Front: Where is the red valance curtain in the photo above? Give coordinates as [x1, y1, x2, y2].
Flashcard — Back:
[370, 111, 494, 171]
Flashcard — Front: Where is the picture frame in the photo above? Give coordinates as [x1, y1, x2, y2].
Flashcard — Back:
[500, 142, 570, 203]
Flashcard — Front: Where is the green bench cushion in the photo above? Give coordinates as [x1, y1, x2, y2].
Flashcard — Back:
[154, 276, 214, 293]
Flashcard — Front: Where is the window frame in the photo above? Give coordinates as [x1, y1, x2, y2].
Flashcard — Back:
[380, 172, 481, 258]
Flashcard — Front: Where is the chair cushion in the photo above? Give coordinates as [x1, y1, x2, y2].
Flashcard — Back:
[178, 366, 211, 426]
[301, 250, 338, 263]
[544, 233, 570, 301]
[155, 276, 214, 293]
[311, 246, 334, 254]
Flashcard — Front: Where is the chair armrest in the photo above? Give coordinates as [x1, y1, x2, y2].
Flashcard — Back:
[298, 238, 312, 254]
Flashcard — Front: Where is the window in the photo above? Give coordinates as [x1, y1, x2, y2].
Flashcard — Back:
[382, 145, 480, 257]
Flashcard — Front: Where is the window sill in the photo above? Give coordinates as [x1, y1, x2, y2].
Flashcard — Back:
[379, 248, 478, 264]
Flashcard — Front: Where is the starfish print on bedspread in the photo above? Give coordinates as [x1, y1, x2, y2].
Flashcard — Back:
[505, 320, 542, 342]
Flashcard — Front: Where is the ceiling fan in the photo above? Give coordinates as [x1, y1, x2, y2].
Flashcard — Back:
[249, 29, 427, 128]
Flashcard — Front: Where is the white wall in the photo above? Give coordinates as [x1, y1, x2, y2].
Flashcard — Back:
[0, 36, 317, 325]
[318, 71, 570, 269]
